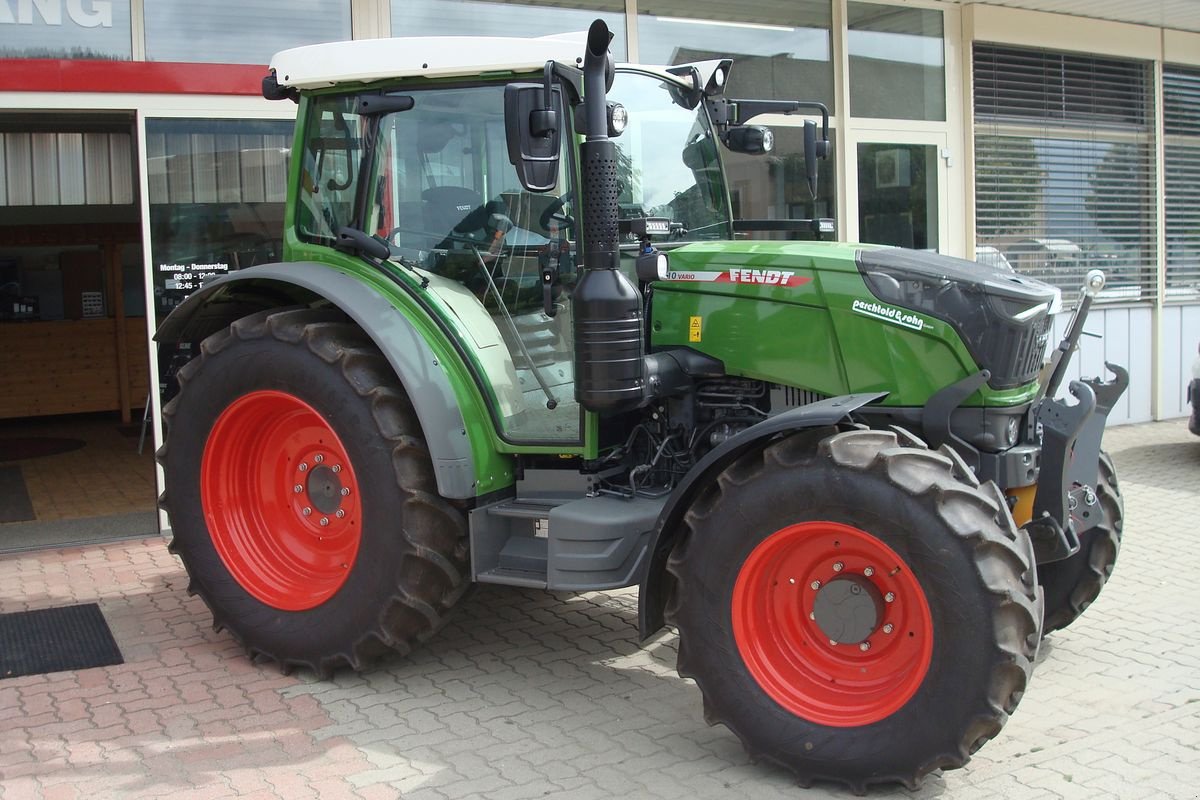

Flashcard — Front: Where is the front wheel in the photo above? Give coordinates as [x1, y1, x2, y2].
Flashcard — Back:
[159, 308, 470, 675]
[666, 428, 1043, 791]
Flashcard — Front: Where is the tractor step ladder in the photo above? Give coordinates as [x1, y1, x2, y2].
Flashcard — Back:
[469, 475, 664, 592]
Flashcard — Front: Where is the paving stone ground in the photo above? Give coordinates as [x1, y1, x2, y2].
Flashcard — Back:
[1, 419, 1198, 799]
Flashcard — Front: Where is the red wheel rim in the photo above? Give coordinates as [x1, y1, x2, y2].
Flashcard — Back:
[732, 521, 933, 727]
[201, 390, 362, 611]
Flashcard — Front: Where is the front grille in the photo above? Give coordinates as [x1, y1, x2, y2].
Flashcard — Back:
[1019, 316, 1053, 379]
[983, 315, 1051, 388]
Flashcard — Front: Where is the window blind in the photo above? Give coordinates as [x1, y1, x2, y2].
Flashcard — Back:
[973, 45, 1156, 301]
[1165, 65, 1200, 299]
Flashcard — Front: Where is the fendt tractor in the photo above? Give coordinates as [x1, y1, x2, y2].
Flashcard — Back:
[156, 21, 1128, 790]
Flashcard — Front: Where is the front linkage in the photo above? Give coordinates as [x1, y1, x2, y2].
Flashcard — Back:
[1026, 270, 1128, 565]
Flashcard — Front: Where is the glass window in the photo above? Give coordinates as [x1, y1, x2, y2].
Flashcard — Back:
[0, 0, 132, 60]
[636, 3, 833, 238]
[848, 3, 945, 121]
[145, 0, 350, 64]
[147, 118, 292, 330]
[1161, 65, 1199, 299]
[974, 46, 1156, 300]
[296, 96, 364, 248]
[857, 143, 938, 251]
[148, 117, 291, 405]
[724, 127, 836, 239]
[608, 70, 733, 241]
[394, 0, 627, 60]
[637, 1, 833, 109]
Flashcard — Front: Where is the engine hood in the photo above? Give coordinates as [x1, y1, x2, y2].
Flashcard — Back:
[855, 248, 1056, 390]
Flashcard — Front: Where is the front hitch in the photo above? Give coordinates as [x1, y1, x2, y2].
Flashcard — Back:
[1027, 271, 1129, 564]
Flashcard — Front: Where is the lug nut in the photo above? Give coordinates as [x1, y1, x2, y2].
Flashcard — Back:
[859, 642, 871, 652]
[314, 454, 324, 464]
[335, 510, 345, 519]
[294, 484, 303, 493]
[340, 487, 351, 497]
[302, 507, 312, 517]
[883, 623, 894, 634]
[833, 562, 844, 573]
[810, 580, 821, 590]
[332, 465, 342, 474]
[298, 462, 308, 472]
[828, 639, 838, 647]
[319, 517, 329, 527]
[885, 592, 895, 603]
[809, 611, 816, 620]
[788, 577, 796, 584]
[863, 567, 875, 577]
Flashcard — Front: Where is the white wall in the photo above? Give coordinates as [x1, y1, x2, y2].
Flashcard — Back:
[1049, 304, 1154, 425]
[1160, 304, 1200, 418]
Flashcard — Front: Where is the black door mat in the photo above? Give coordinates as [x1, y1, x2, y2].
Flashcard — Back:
[0, 437, 86, 462]
[0, 465, 36, 523]
[0, 603, 124, 679]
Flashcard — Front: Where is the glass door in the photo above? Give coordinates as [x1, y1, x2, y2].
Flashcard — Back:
[850, 134, 949, 253]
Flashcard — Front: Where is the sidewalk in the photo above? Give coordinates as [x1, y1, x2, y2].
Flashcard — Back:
[1, 420, 1198, 799]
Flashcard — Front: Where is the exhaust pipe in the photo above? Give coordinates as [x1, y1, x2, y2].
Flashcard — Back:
[573, 19, 646, 413]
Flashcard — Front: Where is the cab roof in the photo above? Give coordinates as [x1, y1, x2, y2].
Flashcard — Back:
[269, 32, 587, 89]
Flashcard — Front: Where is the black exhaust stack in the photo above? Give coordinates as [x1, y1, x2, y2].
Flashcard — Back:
[574, 19, 645, 414]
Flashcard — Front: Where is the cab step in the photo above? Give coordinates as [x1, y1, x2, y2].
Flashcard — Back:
[469, 486, 664, 592]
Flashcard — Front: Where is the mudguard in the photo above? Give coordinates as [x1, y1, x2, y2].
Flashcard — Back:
[155, 262, 478, 499]
[637, 392, 887, 640]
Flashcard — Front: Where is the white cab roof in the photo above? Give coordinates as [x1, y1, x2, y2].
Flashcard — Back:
[270, 32, 587, 89]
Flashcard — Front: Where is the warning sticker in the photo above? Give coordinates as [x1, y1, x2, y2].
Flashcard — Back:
[689, 316, 702, 342]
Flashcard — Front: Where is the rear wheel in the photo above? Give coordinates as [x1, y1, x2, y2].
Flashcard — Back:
[666, 428, 1042, 791]
[1038, 450, 1123, 634]
[159, 308, 470, 675]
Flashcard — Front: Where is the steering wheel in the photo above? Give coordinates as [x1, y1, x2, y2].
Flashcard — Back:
[539, 194, 575, 232]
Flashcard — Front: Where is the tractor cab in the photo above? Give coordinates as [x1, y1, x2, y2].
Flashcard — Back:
[281, 46, 826, 447]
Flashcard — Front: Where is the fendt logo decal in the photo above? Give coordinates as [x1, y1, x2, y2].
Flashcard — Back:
[851, 299, 928, 332]
[666, 269, 812, 287]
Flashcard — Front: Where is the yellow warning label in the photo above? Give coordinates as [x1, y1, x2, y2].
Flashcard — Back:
[688, 315, 702, 342]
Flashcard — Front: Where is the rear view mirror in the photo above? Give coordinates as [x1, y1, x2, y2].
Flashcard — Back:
[505, 83, 561, 192]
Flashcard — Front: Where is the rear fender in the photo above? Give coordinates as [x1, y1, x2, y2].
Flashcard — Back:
[156, 262, 496, 499]
[637, 392, 887, 640]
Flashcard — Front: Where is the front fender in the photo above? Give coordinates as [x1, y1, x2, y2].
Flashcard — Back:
[637, 391, 887, 640]
[156, 262, 493, 499]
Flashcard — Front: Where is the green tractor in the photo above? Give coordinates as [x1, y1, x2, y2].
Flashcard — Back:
[156, 20, 1126, 790]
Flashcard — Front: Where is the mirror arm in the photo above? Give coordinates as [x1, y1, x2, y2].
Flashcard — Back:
[543, 61, 555, 111]
[727, 99, 830, 142]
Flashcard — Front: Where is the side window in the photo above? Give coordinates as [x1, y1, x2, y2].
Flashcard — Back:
[296, 96, 364, 244]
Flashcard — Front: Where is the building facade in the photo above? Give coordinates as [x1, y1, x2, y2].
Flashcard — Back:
[1, 0, 1197, 453]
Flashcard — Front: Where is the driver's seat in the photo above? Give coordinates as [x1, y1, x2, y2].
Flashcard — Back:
[422, 186, 486, 250]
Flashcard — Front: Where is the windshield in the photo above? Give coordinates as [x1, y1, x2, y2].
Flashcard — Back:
[608, 70, 733, 242]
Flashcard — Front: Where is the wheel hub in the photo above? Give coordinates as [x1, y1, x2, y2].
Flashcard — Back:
[305, 464, 344, 515]
[812, 575, 884, 645]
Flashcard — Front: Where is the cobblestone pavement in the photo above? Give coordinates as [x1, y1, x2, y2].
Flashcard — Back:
[1, 420, 1198, 799]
